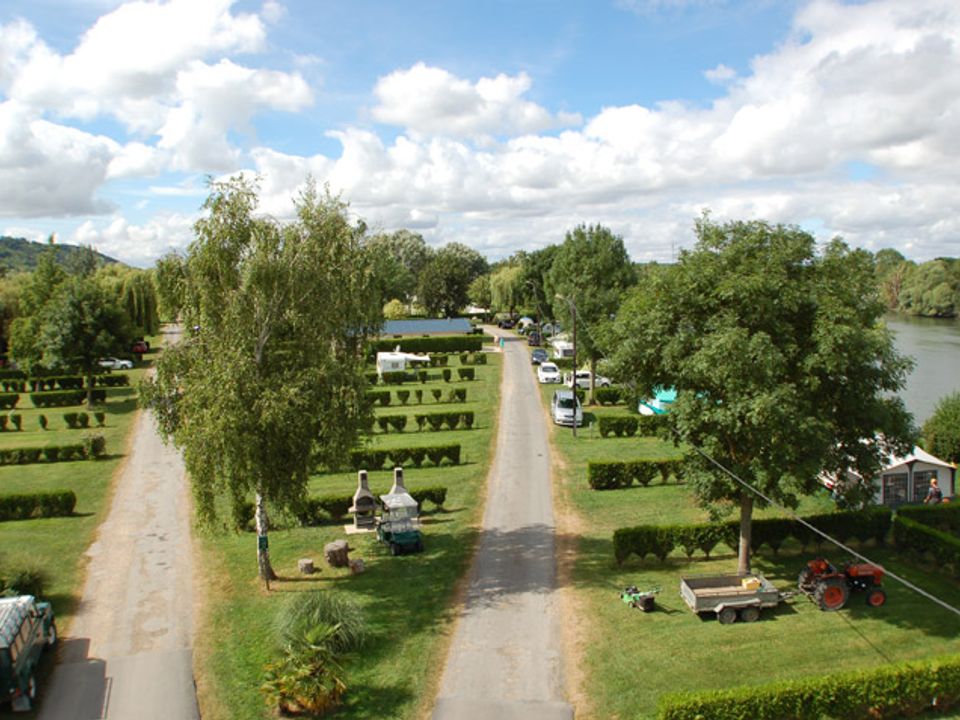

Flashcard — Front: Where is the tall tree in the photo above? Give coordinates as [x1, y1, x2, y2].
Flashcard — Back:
[153, 252, 187, 322]
[142, 178, 380, 582]
[549, 224, 635, 401]
[9, 244, 68, 372]
[366, 230, 433, 305]
[37, 276, 134, 407]
[923, 392, 960, 463]
[518, 245, 558, 321]
[489, 265, 524, 317]
[606, 217, 915, 574]
[468, 274, 492, 311]
[418, 246, 474, 317]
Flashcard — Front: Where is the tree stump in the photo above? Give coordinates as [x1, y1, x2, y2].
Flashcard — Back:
[324, 540, 351, 568]
[298, 558, 315, 575]
[349, 558, 366, 575]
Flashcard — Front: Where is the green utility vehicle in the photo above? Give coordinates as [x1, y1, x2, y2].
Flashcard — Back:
[1, 595, 57, 712]
[377, 492, 423, 555]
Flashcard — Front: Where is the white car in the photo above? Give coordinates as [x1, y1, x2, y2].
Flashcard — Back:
[567, 370, 611, 388]
[551, 389, 583, 427]
[537, 362, 562, 384]
[98, 357, 133, 370]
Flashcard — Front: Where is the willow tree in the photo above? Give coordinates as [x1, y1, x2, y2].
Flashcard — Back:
[606, 216, 915, 574]
[142, 178, 380, 581]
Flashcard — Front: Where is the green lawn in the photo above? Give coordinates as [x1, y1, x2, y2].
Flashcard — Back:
[534, 363, 960, 719]
[195, 352, 503, 720]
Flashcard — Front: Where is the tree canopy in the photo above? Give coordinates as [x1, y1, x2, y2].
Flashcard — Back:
[143, 178, 380, 580]
[923, 392, 960, 464]
[606, 217, 915, 573]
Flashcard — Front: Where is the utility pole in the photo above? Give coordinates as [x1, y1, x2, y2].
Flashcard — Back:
[571, 299, 577, 439]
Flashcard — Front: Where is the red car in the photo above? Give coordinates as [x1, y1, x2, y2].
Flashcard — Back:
[132, 340, 149, 354]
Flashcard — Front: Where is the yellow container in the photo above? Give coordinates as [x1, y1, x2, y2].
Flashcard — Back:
[741, 577, 761, 590]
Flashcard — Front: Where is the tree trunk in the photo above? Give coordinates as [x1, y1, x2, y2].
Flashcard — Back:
[589, 356, 597, 406]
[738, 492, 753, 575]
[86, 371, 95, 410]
[255, 491, 278, 583]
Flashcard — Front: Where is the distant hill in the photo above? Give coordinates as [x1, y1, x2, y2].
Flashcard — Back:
[0, 236, 121, 272]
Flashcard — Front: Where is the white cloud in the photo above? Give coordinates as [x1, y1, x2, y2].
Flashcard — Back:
[70, 212, 198, 267]
[704, 63, 736, 83]
[372, 63, 581, 138]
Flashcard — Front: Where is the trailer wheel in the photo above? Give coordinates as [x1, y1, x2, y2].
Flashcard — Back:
[47, 621, 58, 646]
[815, 578, 849, 611]
[718, 607, 738, 624]
[866, 588, 887, 607]
[740, 606, 760, 623]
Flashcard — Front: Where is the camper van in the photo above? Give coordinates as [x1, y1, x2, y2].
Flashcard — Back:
[375, 350, 431, 378]
[550, 340, 575, 360]
[1, 596, 56, 711]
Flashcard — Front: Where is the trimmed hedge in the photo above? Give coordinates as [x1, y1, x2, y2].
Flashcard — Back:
[588, 458, 684, 489]
[0, 393, 19, 410]
[613, 507, 893, 565]
[297, 485, 449, 526]
[369, 390, 391, 407]
[0, 491, 77, 521]
[897, 503, 960, 535]
[349, 443, 461, 470]
[370, 335, 484, 354]
[31, 389, 107, 408]
[597, 415, 639, 438]
[0, 436, 106, 465]
[658, 654, 960, 720]
[893, 514, 960, 576]
[458, 352, 488, 365]
[381, 371, 409, 385]
[594, 387, 624, 406]
[457, 368, 475, 381]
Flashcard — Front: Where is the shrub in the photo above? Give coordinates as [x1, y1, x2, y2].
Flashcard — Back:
[84, 434, 107, 459]
[397, 390, 410, 405]
[452, 388, 467, 403]
[657, 654, 960, 720]
[457, 368, 475, 381]
[472, 352, 487, 365]
[414, 414, 427, 431]
[410, 486, 447, 510]
[442, 368, 451, 383]
[893, 515, 960, 575]
[597, 415, 639, 438]
[388, 415, 408, 433]
[414, 389, 423, 404]
[370, 335, 484, 354]
[1, 567, 48, 598]
[38, 414, 48, 431]
[64, 412, 80, 429]
[0, 393, 18, 410]
[429, 354, 449, 367]
[898, 503, 960, 535]
[431, 389, 443, 402]
[365, 371, 380, 385]
[0, 417, 7, 432]
[408, 447, 426, 467]
[390, 448, 410, 466]
[587, 459, 677, 490]
[9, 414, 21, 431]
[594, 387, 623, 406]
[31, 390, 96, 408]
[43, 447, 60, 462]
[0, 490, 76, 520]
[95, 374, 129, 387]
[446, 413, 461, 431]
[78, 412, 90, 429]
[381, 371, 407, 385]
[377, 417, 390, 433]
[368, 390, 391, 407]
[94, 411, 106, 427]
[418, 370, 428, 383]
[349, 449, 389, 471]
[462, 411, 475, 429]
[426, 414, 445, 431]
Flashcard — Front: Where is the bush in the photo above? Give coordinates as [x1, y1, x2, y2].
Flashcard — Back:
[429, 354, 449, 367]
[414, 414, 427, 431]
[0, 417, 6, 432]
[94, 411, 106, 427]
[9, 414, 21, 431]
[376, 417, 390, 433]
[922, 391, 960, 463]
[414, 389, 423, 404]
[0, 490, 77, 520]
[893, 515, 960, 576]
[397, 390, 410, 405]
[442, 368, 451, 383]
[431, 389, 443, 402]
[898, 503, 960, 535]
[31, 389, 104, 408]
[587, 459, 680, 490]
[63, 412, 80, 429]
[0, 567, 48, 597]
[446, 413, 461, 431]
[78, 412, 90, 428]
[410, 486, 448, 510]
[95, 374, 129, 387]
[365, 371, 380, 385]
[426, 414, 445, 431]
[463, 411, 475, 429]
[388, 415, 407, 433]
[38, 414, 48, 431]
[43, 447, 60, 462]
[370, 335, 484, 354]
[381, 371, 407, 385]
[597, 415, 639, 438]
[84, 434, 107, 458]
[418, 370, 428, 383]
[457, 368, 475, 381]
[0, 393, 19, 410]
[368, 390, 391, 407]
[594, 387, 623, 406]
[657, 654, 960, 720]
[408, 447, 426, 467]
[450, 388, 467, 403]
[473, 352, 487, 365]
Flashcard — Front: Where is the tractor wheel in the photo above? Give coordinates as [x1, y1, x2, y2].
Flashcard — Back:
[718, 607, 738, 624]
[740, 606, 760, 623]
[814, 578, 849, 611]
[798, 567, 815, 591]
[866, 588, 887, 607]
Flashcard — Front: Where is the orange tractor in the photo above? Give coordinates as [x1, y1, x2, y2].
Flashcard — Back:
[798, 558, 887, 611]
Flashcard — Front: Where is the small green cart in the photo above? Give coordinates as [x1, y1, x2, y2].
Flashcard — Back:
[377, 492, 423, 555]
[1, 596, 57, 712]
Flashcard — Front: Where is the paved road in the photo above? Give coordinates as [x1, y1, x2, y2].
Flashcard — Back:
[432, 332, 573, 720]
[38, 326, 200, 720]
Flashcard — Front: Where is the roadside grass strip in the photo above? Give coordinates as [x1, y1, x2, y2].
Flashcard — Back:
[195, 351, 502, 720]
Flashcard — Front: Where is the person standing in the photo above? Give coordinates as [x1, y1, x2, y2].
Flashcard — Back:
[925, 477, 944, 505]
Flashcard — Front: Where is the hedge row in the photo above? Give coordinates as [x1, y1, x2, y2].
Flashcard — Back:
[594, 387, 626, 405]
[893, 515, 960, 576]
[897, 503, 960, 535]
[348, 444, 461, 470]
[31, 389, 107, 408]
[613, 507, 893, 565]
[458, 352, 487, 365]
[0, 414, 22, 431]
[597, 415, 638, 437]
[62, 411, 107, 429]
[1, 374, 129, 393]
[0, 393, 18, 410]
[372, 412, 476, 433]
[297, 486, 448, 525]
[370, 335, 484, 354]
[0, 435, 106, 465]
[0, 491, 77, 521]
[658, 653, 960, 720]
[368, 388, 468, 407]
[588, 458, 685, 489]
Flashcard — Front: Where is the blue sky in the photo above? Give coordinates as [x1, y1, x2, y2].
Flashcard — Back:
[1, 0, 958, 267]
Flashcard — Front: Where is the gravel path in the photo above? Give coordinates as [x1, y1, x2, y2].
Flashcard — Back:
[432, 331, 573, 720]
[38, 327, 199, 720]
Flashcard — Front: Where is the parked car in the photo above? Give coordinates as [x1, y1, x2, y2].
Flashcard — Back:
[537, 362, 562, 383]
[530, 348, 548, 365]
[98, 357, 133, 370]
[551, 389, 583, 427]
[497, 317, 516, 329]
[527, 331, 542, 346]
[1, 595, 56, 712]
[567, 370, 611, 388]
[131, 340, 149, 354]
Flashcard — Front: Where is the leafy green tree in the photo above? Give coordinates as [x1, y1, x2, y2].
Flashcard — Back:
[153, 252, 186, 321]
[923, 392, 960, 463]
[606, 217, 915, 574]
[468, 274, 492, 311]
[518, 246, 558, 320]
[142, 178, 380, 581]
[490, 265, 524, 317]
[383, 299, 406, 320]
[9, 244, 68, 371]
[95, 265, 160, 336]
[550, 224, 635, 400]
[898, 259, 959, 317]
[418, 246, 473, 317]
[37, 277, 135, 407]
[366, 230, 433, 304]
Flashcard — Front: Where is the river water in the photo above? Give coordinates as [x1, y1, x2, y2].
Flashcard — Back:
[886, 313, 960, 425]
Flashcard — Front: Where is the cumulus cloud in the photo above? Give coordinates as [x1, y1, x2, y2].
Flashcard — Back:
[70, 212, 198, 268]
[372, 63, 581, 138]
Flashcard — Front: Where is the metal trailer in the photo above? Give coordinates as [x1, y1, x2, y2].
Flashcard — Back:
[680, 574, 782, 624]
[1, 596, 56, 712]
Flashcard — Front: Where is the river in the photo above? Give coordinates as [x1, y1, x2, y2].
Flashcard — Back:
[886, 313, 960, 425]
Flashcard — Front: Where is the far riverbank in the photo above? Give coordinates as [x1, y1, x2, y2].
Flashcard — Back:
[886, 313, 960, 424]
